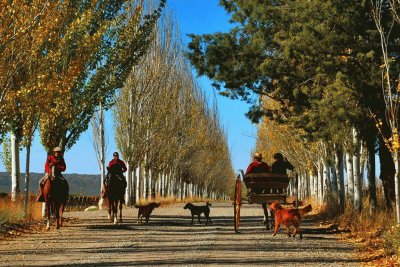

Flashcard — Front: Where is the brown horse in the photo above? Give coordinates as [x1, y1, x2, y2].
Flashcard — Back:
[43, 167, 69, 230]
[104, 173, 126, 224]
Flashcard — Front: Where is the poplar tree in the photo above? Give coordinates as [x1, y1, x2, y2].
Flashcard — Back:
[39, 0, 166, 152]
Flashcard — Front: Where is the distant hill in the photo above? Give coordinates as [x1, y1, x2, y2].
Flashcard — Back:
[0, 172, 101, 196]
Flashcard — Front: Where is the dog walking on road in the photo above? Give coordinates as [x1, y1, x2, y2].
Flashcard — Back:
[184, 202, 212, 225]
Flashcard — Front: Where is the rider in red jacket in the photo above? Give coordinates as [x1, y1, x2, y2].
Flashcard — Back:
[37, 147, 66, 202]
[246, 152, 270, 174]
[102, 152, 127, 198]
[45, 151, 66, 175]
[107, 152, 127, 175]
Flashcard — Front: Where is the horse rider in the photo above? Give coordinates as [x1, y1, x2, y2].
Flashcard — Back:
[37, 147, 66, 202]
[102, 152, 127, 198]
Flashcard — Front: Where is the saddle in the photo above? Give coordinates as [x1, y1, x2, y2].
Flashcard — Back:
[37, 174, 68, 202]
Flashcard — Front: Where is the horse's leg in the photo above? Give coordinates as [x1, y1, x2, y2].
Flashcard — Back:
[108, 199, 112, 222]
[119, 199, 123, 223]
[113, 201, 118, 225]
[55, 203, 61, 229]
[41, 203, 46, 218]
[59, 203, 65, 227]
[262, 203, 269, 230]
[57, 201, 65, 228]
[270, 208, 275, 228]
[46, 202, 51, 230]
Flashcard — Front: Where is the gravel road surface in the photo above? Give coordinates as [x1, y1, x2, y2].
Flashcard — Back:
[0, 202, 361, 266]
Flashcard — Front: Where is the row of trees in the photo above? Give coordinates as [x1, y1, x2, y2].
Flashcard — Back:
[187, 1, 400, 220]
[0, 0, 165, 206]
[1, 1, 234, 206]
[112, 8, 234, 203]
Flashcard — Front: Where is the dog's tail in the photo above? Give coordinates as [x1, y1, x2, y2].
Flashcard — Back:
[299, 204, 312, 216]
[206, 202, 211, 206]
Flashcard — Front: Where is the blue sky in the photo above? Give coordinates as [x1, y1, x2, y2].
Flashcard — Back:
[0, 0, 256, 175]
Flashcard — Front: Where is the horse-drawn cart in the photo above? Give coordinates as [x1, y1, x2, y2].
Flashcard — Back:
[233, 170, 293, 233]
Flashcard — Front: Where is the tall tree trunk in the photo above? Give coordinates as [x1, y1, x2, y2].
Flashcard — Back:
[394, 151, 400, 223]
[323, 160, 331, 193]
[304, 172, 310, 199]
[334, 145, 345, 213]
[144, 166, 149, 200]
[170, 174, 175, 197]
[23, 144, 31, 216]
[99, 104, 106, 196]
[379, 137, 395, 209]
[353, 129, 362, 211]
[330, 166, 338, 193]
[180, 178, 184, 200]
[132, 166, 137, 205]
[159, 171, 163, 197]
[311, 166, 318, 201]
[163, 172, 168, 198]
[126, 162, 132, 205]
[318, 160, 324, 203]
[138, 163, 144, 201]
[366, 137, 377, 213]
[10, 132, 20, 201]
[346, 152, 354, 202]
[359, 143, 366, 191]
[136, 166, 141, 203]
[151, 169, 156, 199]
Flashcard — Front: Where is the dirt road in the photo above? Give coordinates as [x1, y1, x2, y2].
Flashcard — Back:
[0, 202, 361, 266]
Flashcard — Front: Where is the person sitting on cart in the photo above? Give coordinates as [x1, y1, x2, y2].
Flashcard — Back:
[271, 152, 294, 194]
[246, 152, 273, 229]
[271, 152, 294, 174]
[246, 152, 271, 194]
[246, 152, 270, 175]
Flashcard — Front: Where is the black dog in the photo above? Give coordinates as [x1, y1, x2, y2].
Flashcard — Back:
[183, 202, 212, 225]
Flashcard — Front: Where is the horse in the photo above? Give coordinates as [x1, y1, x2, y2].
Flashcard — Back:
[43, 166, 69, 230]
[104, 173, 126, 224]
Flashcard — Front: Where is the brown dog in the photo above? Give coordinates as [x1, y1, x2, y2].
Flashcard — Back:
[134, 202, 160, 223]
[268, 202, 312, 239]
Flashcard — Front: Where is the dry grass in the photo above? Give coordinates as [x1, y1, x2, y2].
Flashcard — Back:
[0, 196, 43, 225]
[310, 191, 398, 266]
[0, 195, 44, 240]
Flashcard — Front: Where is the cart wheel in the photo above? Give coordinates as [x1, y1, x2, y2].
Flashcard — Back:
[234, 178, 241, 233]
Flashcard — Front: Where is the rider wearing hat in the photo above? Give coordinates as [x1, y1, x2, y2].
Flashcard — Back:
[102, 152, 127, 198]
[37, 147, 67, 202]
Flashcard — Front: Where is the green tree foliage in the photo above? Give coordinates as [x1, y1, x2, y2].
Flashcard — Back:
[187, 1, 387, 141]
[186, 0, 400, 207]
